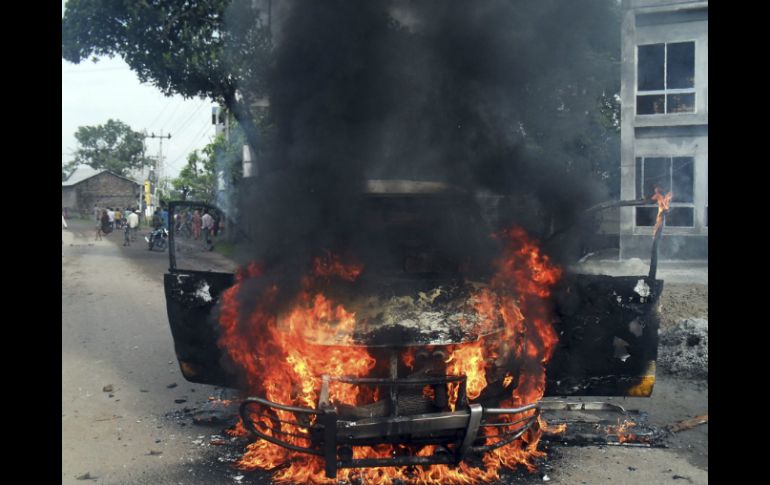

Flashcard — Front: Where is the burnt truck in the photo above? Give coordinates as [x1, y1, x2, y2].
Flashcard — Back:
[163, 180, 662, 477]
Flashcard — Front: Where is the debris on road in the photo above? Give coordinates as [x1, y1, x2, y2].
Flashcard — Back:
[102, 384, 113, 392]
[667, 413, 708, 433]
[192, 399, 239, 425]
[210, 435, 227, 446]
[167, 383, 178, 389]
[93, 414, 122, 422]
[76, 472, 98, 480]
[147, 450, 163, 456]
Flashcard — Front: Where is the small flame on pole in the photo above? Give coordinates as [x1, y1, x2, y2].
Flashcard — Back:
[651, 187, 673, 239]
[648, 187, 673, 282]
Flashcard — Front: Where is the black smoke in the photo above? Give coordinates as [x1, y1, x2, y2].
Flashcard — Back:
[234, 0, 621, 283]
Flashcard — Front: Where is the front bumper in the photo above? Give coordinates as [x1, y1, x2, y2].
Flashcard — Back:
[239, 374, 540, 478]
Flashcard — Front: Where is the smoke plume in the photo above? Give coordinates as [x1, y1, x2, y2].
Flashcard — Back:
[234, 0, 620, 283]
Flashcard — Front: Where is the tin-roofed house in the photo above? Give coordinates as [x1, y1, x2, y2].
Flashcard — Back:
[62, 165, 142, 217]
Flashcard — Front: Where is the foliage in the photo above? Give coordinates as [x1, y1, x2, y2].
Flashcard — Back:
[69, 119, 150, 176]
[169, 130, 245, 206]
[171, 148, 216, 204]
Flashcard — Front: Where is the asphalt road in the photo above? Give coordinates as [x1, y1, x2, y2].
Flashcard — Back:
[62, 218, 707, 485]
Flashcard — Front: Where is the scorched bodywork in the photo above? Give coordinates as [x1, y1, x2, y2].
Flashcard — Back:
[162, 184, 662, 477]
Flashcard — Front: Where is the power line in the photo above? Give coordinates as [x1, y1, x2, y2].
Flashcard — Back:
[155, 99, 184, 132]
[146, 96, 175, 130]
[169, 99, 208, 136]
[168, 121, 212, 174]
[145, 131, 172, 178]
[182, 121, 212, 160]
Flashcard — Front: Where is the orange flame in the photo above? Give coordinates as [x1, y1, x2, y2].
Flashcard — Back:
[651, 187, 673, 237]
[446, 340, 488, 411]
[312, 253, 363, 281]
[606, 419, 649, 444]
[218, 227, 562, 484]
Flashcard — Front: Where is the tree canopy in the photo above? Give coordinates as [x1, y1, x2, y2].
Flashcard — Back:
[61, 0, 271, 159]
[169, 130, 245, 206]
[68, 119, 150, 176]
[171, 138, 220, 204]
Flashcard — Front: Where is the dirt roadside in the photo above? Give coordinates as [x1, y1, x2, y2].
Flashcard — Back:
[659, 283, 708, 331]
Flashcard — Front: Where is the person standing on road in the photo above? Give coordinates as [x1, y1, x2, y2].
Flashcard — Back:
[107, 208, 115, 229]
[123, 218, 131, 246]
[127, 209, 139, 242]
[160, 206, 169, 229]
[192, 210, 202, 240]
[96, 210, 110, 240]
[62, 211, 68, 245]
[201, 210, 214, 249]
[114, 208, 122, 229]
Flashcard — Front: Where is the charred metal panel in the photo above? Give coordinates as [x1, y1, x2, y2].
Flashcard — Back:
[164, 271, 236, 387]
[546, 274, 662, 397]
[165, 270, 662, 395]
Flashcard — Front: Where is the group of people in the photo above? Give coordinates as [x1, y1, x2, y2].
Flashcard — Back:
[174, 209, 222, 241]
[91, 204, 222, 250]
[94, 205, 141, 242]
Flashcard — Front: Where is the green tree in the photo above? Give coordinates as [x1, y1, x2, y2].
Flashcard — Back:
[69, 119, 150, 176]
[170, 131, 245, 205]
[61, 0, 271, 166]
[172, 150, 216, 204]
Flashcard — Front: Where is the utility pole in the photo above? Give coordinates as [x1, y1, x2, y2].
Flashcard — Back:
[145, 131, 172, 210]
[139, 133, 147, 215]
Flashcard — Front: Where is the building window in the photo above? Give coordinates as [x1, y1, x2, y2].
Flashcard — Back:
[637, 41, 695, 115]
[635, 156, 695, 227]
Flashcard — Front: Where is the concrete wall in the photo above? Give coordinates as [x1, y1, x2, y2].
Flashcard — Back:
[619, 0, 707, 260]
[64, 172, 141, 215]
[62, 187, 77, 210]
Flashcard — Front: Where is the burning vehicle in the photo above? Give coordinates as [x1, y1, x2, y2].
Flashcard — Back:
[163, 180, 664, 484]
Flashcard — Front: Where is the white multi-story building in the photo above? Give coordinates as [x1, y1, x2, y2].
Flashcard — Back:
[619, 0, 707, 259]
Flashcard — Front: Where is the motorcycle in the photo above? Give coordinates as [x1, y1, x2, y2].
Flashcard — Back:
[145, 227, 169, 251]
